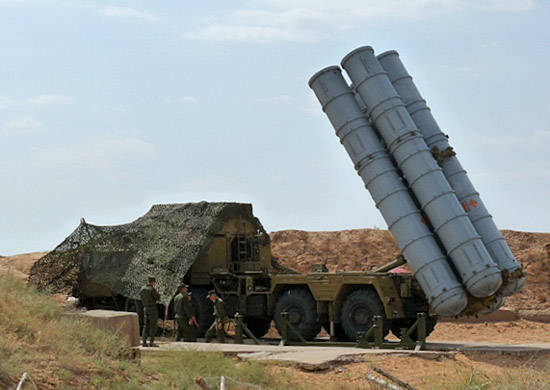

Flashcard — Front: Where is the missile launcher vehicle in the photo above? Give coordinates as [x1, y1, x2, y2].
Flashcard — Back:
[30, 202, 442, 342]
[30, 46, 524, 344]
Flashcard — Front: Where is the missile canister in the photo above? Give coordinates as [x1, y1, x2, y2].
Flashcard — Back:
[376, 50, 525, 296]
[341, 46, 502, 298]
[309, 65, 467, 316]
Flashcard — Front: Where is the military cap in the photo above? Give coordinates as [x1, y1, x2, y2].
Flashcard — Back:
[206, 289, 217, 298]
[148, 276, 156, 283]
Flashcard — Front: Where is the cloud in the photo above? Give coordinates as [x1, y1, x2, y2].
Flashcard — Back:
[33, 137, 159, 170]
[468, 130, 550, 149]
[28, 94, 73, 106]
[185, 24, 319, 43]
[179, 96, 199, 105]
[0, 96, 11, 109]
[184, 0, 537, 43]
[257, 95, 298, 103]
[1, 117, 46, 135]
[100, 6, 158, 22]
[0, 94, 73, 109]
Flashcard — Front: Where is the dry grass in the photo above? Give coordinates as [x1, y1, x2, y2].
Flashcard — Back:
[0, 274, 139, 388]
[0, 274, 286, 389]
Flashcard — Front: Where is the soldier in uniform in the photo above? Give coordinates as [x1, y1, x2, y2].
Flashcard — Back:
[204, 290, 228, 343]
[173, 284, 198, 342]
[139, 276, 160, 347]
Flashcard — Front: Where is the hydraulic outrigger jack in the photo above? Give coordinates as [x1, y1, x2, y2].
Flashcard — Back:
[233, 313, 261, 345]
[279, 312, 427, 350]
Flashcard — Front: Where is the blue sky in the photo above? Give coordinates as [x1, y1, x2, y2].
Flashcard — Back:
[1, 0, 549, 255]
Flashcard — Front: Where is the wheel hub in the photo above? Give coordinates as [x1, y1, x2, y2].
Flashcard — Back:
[288, 309, 302, 324]
[352, 307, 371, 326]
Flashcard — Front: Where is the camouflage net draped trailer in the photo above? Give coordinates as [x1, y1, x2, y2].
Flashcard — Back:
[29, 202, 436, 341]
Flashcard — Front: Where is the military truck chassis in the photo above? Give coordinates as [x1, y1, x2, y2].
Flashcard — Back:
[187, 266, 436, 342]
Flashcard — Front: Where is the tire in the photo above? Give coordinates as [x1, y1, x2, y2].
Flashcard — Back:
[274, 289, 321, 341]
[391, 316, 437, 341]
[321, 322, 350, 341]
[244, 317, 272, 338]
[340, 288, 389, 341]
[190, 287, 214, 337]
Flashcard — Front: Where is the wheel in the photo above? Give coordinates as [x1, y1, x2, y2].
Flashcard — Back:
[340, 288, 389, 341]
[391, 316, 437, 341]
[321, 322, 350, 341]
[244, 317, 272, 338]
[190, 287, 214, 337]
[274, 289, 321, 341]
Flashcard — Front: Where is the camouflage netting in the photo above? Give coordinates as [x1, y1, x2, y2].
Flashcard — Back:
[29, 202, 268, 304]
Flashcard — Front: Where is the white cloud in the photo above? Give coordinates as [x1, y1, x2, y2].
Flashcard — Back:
[1, 117, 46, 135]
[179, 96, 199, 105]
[258, 95, 298, 103]
[184, 0, 536, 43]
[0, 96, 11, 109]
[468, 130, 550, 149]
[34, 137, 159, 169]
[185, 24, 319, 43]
[100, 6, 158, 22]
[0, 94, 73, 109]
[28, 94, 73, 106]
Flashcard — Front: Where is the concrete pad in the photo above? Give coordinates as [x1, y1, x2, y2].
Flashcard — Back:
[80, 309, 140, 347]
[138, 339, 550, 366]
[139, 341, 449, 366]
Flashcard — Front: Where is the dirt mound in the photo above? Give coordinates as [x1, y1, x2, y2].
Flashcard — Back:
[0, 252, 47, 281]
[270, 229, 550, 312]
[270, 229, 400, 273]
[501, 230, 550, 312]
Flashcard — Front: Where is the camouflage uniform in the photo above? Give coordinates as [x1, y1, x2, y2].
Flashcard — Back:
[205, 297, 227, 343]
[174, 292, 197, 342]
[140, 284, 160, 346]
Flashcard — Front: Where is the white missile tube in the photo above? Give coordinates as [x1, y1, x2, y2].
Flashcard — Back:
[309, 66, 467, 316]
[377, 50, 524, 296]
[342, 46, 502, 298]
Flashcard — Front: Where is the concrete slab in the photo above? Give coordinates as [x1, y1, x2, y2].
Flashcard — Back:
[79, 309, 141, 347]
[137, 339, 550, 366]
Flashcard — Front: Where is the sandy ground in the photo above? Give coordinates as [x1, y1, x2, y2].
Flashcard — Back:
[269, 350, 549, 389]
[430, 320, 550, 344]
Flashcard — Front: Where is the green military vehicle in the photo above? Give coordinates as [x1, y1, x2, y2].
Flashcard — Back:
[179, 208, 435, 341]
[29, 202, 437, 342]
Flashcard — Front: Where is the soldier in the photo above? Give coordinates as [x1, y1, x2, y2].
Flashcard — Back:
[204, 290, 228, 343]
[173, 284, 198, 342]
[139, 276, 160, 347]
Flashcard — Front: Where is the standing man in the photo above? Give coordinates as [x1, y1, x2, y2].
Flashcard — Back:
[205, 290, 228, 343]
[140, 276, 160, 347]
[174, 284, 198, 342]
